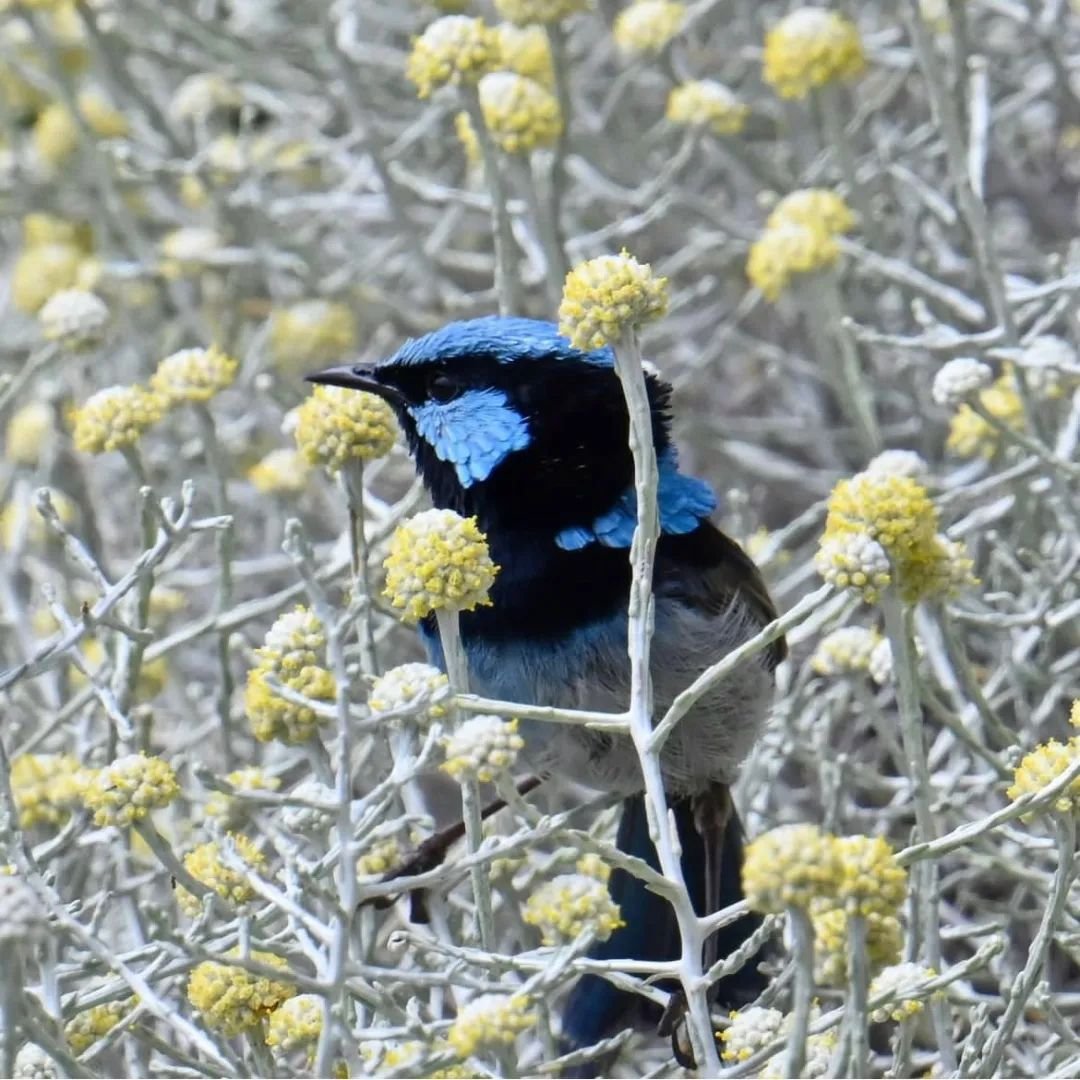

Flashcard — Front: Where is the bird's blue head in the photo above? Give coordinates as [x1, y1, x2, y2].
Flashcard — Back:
[308, 316, 681, 535]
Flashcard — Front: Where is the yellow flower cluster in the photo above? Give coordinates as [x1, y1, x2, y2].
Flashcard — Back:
[810, 625, 882, 677]
[496, 24, 554, 86]
[268, 299, 356, 375]
[759, 1031, 838, 1078]
[10, 753, 87, 829]
[6, 402, 55, 467]
[746, 200, 849, 301]
[869, 962, 938, 1024]
[39, 288, 109, 350]
[368, 662, 451, 724]
[833, 834, 907, 917]
[33, 90, 128, 168]
[176, 835, 266, 916]
[478, 72, 562, 153]
[762, 7, 866, 100]
[187, 951, 295, 1036]
[248, 448, 311, 495]
[767, 188, 857, 235]
[813, 907, 902, 985]
[666, 80, 750, 137]
[266, 994, 323, 1055]
[407, 16, 503, 99]
[150, 346, 238, 406]
[613, 1, 686, 56]
[80, 753, 180, 828]
[523, 872, 624, 944]
[494, 0, 587, 25]
[71, 384, 166, 455]
[742, 823, 841, 912]
[11, 217, 93, 314]
[205, 766, 280, 828]
[1007, 736, 1080, 816]
[816, 470, 976, 604]
[946, 372, 1025, 459]
[719, 1005, 784, 1063]
[64, 999, 132, 1054]
[293, 385, 398, 473]
[245, 606, 335, 744]
[356, 837, 404, 878]
[442, 715, 524, 783]
[384, 508, 498, 624]
[558, 250, 668, 350]
[446, 993, 535, 1057]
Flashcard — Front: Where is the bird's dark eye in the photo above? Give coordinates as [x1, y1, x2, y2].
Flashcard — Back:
[427, 372, 459, 403]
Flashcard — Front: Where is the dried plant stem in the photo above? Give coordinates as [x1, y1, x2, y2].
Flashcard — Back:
[436, 609, 495, 953]
[844, 912, 870, 1077]
[784, 906, 815, 1079]
[342, 462, 377, 675]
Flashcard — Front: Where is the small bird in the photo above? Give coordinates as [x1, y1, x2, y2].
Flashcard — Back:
[310, 316, 784, 1065]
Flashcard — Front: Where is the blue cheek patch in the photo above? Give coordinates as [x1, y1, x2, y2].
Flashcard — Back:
[555, 448, 717, 551]
[410, 389, 531, 487]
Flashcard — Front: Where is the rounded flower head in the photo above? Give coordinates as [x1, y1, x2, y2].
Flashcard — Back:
[478, 72, 562, 153]
[442, 715, 524, 783]
[245, 664, 335, 745]
[814, 532, 892, 604]
[767, 189, 856, 236]
[256, 606, 326, 679]
[38, 289, 109, 350]
[10, 753, 88, 829]
[368, 662, 451, 724]
[150, 346, 238, 405]
[613, 1, 686, 56]
[666, 80, 750, 137]
[407, 16, 502, 99]
[159, 227, 223, 276]
[833, 835, 906, 916]
[205, 767, 280, 829]
[523, 872, 624, 944]
[23, 214, 93, 252]
[558, 250, 668, 350]
[294, 385, 398, 473]
[763, 7, 866, 100]
[1007, 737, 1080, 816]
[742, 824, 842, 912]
[13, 1044, 58, 1079]
[494, 0, 587, 25]
[813, 907, 902, 985]
[72, 384, 166, 455]
[759, 1031, 838, 1079]
[81, 753, 179, 828]
[176, 835, 266, 916]
[268, 299, 356, 374]
[810, 626, 881, 677]
[356, 837, 404, 878]
[946, 372, 1024, 458]
[6, 402, 55, 467]
[12, 243, 83, 314]
[932, 357, 992, 407]
[447, 993, 535, 1057]
[864, 449, 929, 480]
[187, 951, 294, 1036]
[495, 24, 555, 85]
[248, 448, 311, 495]
[266, 994, 323, 1056]
[0, 873, 45, 945]
[280, 780, 335, 835]
[719, 1006, 785, 1063]
[868, 637, 893, 686]
[869, 962, 938, 1023]
[747, 221, 839, 301]
[383, 508, 498, 623]
[64, 999, 132, 1054]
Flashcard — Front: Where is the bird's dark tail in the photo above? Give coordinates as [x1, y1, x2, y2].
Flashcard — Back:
[559, 791, 765, 1071]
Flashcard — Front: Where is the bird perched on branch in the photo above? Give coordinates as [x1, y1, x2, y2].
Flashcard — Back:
[310, 315, 784, 1069]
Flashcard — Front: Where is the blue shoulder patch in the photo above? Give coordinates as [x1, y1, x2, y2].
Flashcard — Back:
[389, 316, 615, 369]
[410, 388, 531, 487]
[555, 448, 717, 551]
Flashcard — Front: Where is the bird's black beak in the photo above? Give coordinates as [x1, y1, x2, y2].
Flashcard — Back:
[305, 363, 407, 407]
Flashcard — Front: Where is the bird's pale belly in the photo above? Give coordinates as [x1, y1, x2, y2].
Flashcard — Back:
[455, 597, 774, 797]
